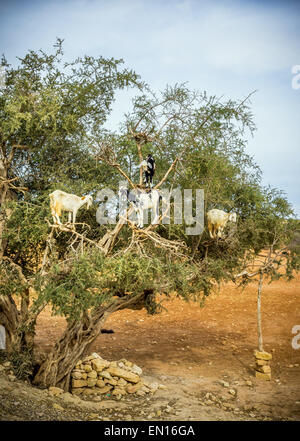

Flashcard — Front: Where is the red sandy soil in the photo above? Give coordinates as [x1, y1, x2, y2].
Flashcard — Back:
[32, 273, 300, 420]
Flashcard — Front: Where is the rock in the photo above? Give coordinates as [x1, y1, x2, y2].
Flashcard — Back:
[220, 381, 229, 388]
[131, 364, 142, 376]
[148, 382, 159, 392]
[3, 361, 11, 367]
[52, 403, 64, 411]
[48, 387, 64, 396]
[158, 384, 167, 390]
[254, 350, 272, 361]
[246, 380, 253, 386]
[255, 371, 271, 381]
[126, 383, 142, 394]
[157, 410, 162, 417]
[256, 365, 271, 374]
[117, 378, 127, 388]
[112, 388, 127, 396]
[105, 378, 118, 386]
[0, 365, 5, 373]
[83, 353, 100, 362]
[72, 379, 88, 388]
[72, 388, 84, 395]
[82, 388, 96, 396]
[136, 390, 146, 396]
[229, 389, 236, 396]
[256, 359, 270, 367]
[96, 385, 112, 394]
[87, 370, 97, 379]
[107, 367, 140, 383]
[109, 361, 118, 367]
[8, 374, 16, 382]
[98, 370, 112, 380]
[87, 378, 97, 387]
[91, 358, 110, 372]
[71, 371, 83, 380]
[96, 379, 106, 388]
[84, 364, 93, 372]
[82, 373, 88, 380]
[125, 361, 133, 368]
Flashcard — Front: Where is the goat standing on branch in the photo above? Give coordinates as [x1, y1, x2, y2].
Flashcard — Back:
[207, 209, 237, 239]
[49, 190, 93, 226]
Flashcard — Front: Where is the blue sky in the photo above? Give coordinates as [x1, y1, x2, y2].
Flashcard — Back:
[1, 0, 300, 215]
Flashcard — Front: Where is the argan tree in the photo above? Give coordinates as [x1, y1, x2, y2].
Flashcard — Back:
[0, 41, 299, 390]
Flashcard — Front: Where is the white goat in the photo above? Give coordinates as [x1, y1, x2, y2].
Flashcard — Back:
[139, 160, 148, 171]
[207, 209, 237, 239]
[49, 190, 93, 225]
[119, 185, 165, 228]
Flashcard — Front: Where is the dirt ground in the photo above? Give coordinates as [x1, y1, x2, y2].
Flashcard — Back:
[1, 273, 300, 421]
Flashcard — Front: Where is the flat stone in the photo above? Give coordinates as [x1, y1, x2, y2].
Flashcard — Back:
[148, 382, 159, 392]
[82, 388, 96, 396]
[117, 378, 127, 387]
[98, 370, 112, 380]
[87, 370, 97, 379]
[256, 365, 271, 374]
[254, 350, 272, 361]
[91, 358, 110, 372]
[87, 378, 97, 387]
[105, 378, 118, 386]
[96, 379, 106, 388]
[130, 364, 142, 376]
[72, 379, 88, 388]
[71, 371, 82, 380]
[96, 385, 113, 394]
[107, 367, 140, 383]
[112, 388, 127, 396]
[256, 359, 270, 367]
[71, 388, 84, 395]
[83, 353, 101, 362]
[136, 390, 146, 396]
[255, 371, 271, 381]
[126, 383, 143, 394]
[84, 365, 93, 372]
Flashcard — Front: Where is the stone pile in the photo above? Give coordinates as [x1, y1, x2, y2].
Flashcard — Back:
[71, 353, 165, 398]
[254, 350, 272, 380]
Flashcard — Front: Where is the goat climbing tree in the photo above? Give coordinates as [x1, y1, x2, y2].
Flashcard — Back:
[1, 41, 299, 390]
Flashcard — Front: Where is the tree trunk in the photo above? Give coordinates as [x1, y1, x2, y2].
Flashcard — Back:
[257, 271, 264, 352]
[0, 158, 17, 259]
[33, 290, 151, 391]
